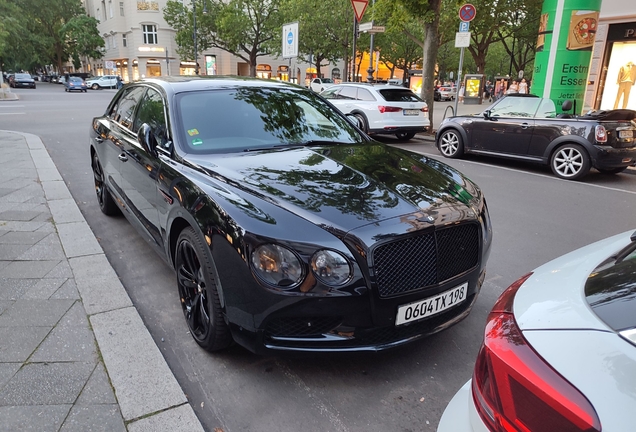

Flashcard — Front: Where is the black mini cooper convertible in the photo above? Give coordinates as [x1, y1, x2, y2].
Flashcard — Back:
[436, 94, 636, 180]
[90, 76, 492, 354]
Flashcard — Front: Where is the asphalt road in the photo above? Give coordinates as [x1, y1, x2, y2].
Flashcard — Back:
[3, 83, 636, 432]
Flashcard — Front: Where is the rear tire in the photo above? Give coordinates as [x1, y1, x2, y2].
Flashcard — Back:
[550, 144, 590, 180]
[92, 153, 120, 216]
[438, 129, 464, 158]
[176, 227, 232, 352]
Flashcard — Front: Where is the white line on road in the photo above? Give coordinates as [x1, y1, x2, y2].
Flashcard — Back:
[0, 105, 25, 108]
[411, 148, 636, 196]
[0, 112, 26, 115]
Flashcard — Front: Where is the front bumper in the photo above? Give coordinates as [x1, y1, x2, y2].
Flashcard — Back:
[437, 380, 489, 432]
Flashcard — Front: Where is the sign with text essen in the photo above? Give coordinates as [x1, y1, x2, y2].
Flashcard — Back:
[351, 0, 368, 22]
[531, 0, 601, 113]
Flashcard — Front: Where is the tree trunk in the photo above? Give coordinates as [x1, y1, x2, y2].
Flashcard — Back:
[249, 51, 257, 77]
[421, 0, 441, 130]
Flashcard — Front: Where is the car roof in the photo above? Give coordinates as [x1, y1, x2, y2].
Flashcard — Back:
[135, 75, 304, 96]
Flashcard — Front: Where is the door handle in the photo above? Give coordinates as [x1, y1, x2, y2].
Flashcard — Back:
[118, 153, 128, 162]
[521, 123, 531, 129]
[94, 136, 104, 143]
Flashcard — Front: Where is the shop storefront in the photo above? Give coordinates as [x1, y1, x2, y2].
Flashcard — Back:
[205, 55, 217, 75]
[594, 22, 636, 110]
[277, 65, 289, 81]
[256, 64, 272, 79]
[180, 61, 197, 76]
[146, 59, 162, 77]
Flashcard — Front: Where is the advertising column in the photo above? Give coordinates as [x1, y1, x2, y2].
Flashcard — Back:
[531, 0, 602, 113]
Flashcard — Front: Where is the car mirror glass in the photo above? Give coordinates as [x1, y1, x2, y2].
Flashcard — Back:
[483, 110, 491, 119]
[137, 123, 158, 157]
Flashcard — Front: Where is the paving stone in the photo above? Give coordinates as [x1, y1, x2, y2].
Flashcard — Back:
[41, 180, 73, 201]
[0, 327, 50, 362]
[0, 362, 94, 405]
[0, 243, 31, 260]
[127, 404, 205, 432]
[0, 405, 71, 432]
[44, 260, 73, 279]
[0, 220, 49, 232]
[57, 301, 89, 327]
[0, 363, 21, 390]
[0, 231, 49, 245]
[0, 279, 38, 301]
[57, 222, 102, 258]
[50, 279, 80, 300]
[0, 190, 13, 199]
[91, 307, 186, 420]
[37, 167, 63, 182]
[0, 301, 13, 316]
[16, 233, 66, 261]
[22, 278, 67, 300]
[48, 199, 84, 224]
[0, 260, 60, 279]
[76, 362, 117, 405]
[0, 299, 73, 327]
[31, 322, 97, 363]
[59, 404, 126, 432]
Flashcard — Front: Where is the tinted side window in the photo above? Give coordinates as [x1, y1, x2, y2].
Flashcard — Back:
[111, 86, 146, 129]
[378, 89, 422, 102]
[338, 86, 357, 100]
[489, 97, 540, 118]
[536, 99, 557, 118]
[357, 88, 376, 101]
[133, 88, 169, 147]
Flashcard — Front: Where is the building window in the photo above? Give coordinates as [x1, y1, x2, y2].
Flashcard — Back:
[112, 35, 117, 49]
[109, 0, 113, 18]
[122, 34, 127, 47]
[143, 24, 158, 45]
[120, 1, 124, 15]
[96, 8, 101, 22]
[105, 37, 109, 50]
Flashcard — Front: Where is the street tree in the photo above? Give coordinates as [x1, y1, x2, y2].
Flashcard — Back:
[496, 0, 542, 79]
[61, 15, 105, 70]
[278, 0, 352, 79]
[164, 0, 283, 77]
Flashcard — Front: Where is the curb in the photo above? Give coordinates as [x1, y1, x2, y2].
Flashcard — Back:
[6, 130, 204, 432]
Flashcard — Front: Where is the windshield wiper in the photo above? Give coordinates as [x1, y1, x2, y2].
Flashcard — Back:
[243, 141, 352, 152]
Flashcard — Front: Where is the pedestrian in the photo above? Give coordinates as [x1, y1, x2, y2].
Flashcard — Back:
[507, 80, 519, 94]
[458, 83, 465, 103]
[518, 78, 528, 94]
[116, 75, 123, 89]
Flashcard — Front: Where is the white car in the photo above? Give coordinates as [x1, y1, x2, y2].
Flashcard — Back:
[309, 77, 335, 93]
[320, 83, 430, 141]
[438, 229, 636, 432]
[438, 86, 456, 101]
[86, 75, 118, 90]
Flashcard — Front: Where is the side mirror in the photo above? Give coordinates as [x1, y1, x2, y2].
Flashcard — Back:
[483, 110, 491, 119]
[346, 113, 364, 130]
[137, 123, 158, 157]
[562, 100, 573, 112]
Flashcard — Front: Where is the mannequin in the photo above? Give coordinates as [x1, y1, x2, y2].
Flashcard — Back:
[614, 61, 636, 109]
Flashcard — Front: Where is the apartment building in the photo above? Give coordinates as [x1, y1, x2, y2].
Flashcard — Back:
[83, 0, 344, 85]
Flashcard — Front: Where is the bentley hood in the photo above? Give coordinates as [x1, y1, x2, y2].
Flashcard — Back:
[185, 143, 481, 233]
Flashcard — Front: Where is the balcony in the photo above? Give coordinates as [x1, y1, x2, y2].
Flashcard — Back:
[137, 1, 159, 11]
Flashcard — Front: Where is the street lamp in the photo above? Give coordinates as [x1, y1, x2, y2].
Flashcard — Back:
[193, 0, 199, 75]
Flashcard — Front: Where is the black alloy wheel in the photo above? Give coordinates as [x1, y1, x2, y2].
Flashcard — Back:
[92, 153, 119, 216]
[176, 227, 231, 352]
[395, 132, 416, 141]
[438, 129, 464, 158]
[550, 144, 590, 180]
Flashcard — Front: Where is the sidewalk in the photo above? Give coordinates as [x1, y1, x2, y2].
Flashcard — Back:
[0, 130, 204, 432]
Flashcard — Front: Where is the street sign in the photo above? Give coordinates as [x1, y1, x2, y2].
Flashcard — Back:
[282, 22, 298, 59]
[459, 21, 470, 32]
[359, 21, 373, 32]
[351, 0, 368, 22]
[369, 26, 385, 34]
[455, 32, 471, 48]
[459, 4, 476, 22]
[105, 60, 115, 69]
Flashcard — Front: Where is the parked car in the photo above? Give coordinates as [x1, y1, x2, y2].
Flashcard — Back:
[438, 86, 456, 101]
[436, 94, 636, 180]
[320, 83, 430, 141]
[438, 229, 636, 432]
[9, 73, 36, 89]
[57, 76, 67, 85]
[90, 76, 492, 354]
[86, 75, 118, 90]
[64, 76, 88, 92]
[309, 77, 335, 93]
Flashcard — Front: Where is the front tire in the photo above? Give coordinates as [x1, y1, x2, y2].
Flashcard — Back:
[353, 113, 369, 134]
[92, 153, 120, 215]
[176, 227, 232, 352]
[91, 83, 99, 90]
[550, 144, 590, 180]
[395, 132, 416, 141]
[438, 129, 464, 158]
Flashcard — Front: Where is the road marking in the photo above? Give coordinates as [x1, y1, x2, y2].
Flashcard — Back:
[411, 148, 636, 196]
[0, 112, 26, 115]
[0, 105, 25, 108]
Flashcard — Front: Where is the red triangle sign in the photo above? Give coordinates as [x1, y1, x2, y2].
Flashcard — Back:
[351, 0, 368, 22]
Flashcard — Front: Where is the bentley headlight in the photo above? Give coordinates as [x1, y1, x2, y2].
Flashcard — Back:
[311, 250, 352, 286]
[251, 244, 303, 288]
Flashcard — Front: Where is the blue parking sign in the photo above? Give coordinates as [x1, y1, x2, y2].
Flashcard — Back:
[459, 21, 470, 32]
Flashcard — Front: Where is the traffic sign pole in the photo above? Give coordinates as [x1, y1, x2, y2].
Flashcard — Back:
[453, 4, 475, 114]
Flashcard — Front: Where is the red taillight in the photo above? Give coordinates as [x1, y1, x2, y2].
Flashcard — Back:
[595, 125, 607, 143]
[472, 273, 601, 432]
[421, 107, 429, 112]
[378, 106, 402, 113]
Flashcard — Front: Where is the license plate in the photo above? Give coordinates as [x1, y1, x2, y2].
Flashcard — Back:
[619, 130, 634, 139]
[395, 283, 468, 326]
[403, 109, 420, 116]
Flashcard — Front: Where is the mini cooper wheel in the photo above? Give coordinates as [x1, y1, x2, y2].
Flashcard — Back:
[395, 132, 416, 141]
[92, 153, 119, 216]
[438, 129, 464, 158]
[176, 227, 232, 352]
[550, 144, 590, 180]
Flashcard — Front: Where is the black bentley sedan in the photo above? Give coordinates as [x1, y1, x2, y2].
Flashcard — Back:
[90, 76, 492, 354]
[436, 94, 636, 180]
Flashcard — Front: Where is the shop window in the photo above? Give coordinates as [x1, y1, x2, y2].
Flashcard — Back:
[257, 64, 272, 79]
